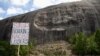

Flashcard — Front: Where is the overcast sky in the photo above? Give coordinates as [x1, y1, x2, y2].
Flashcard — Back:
[0, 0, 81, 20]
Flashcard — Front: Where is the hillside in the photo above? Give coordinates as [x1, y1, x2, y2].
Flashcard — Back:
[0, 0, 100, 44]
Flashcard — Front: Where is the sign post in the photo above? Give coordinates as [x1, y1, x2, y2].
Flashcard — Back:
[10, 22, 29, 56]
[18, 45, 20, 56]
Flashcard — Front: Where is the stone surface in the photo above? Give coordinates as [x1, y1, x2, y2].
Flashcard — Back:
[0, 0, 100, 43]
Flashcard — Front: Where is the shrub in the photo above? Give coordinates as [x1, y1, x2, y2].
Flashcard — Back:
[20, 38, 36, 56]
[69, 33, 78, 44]
[95, 29, 100, 47]
[86, 34, 98, 54]
[95, 29, 100, 53]
[72, 32, 87, 55]
[0, 38, 35, 56]
[0, 40, 17, 56]
[70, 31, 100, 55]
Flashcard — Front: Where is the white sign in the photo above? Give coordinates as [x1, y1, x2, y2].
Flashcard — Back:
[10, 22, 29, 45]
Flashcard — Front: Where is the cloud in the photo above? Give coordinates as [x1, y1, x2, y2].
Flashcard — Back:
[0, 17, 4, 20]
[24, 10, 29, 13]
[10, 0, 30, 6]
[4, 0, 82, 20]
[30, 7, 36, 11]
[33, 0, 82, 8]
[7, 7, 24, 15]
[33, 0, 54, 8]
[0, 8, 5, 14]
[6, 7, 30, 16]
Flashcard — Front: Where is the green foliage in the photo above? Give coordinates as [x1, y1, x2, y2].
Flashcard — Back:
[69, 33, 78, 44]
[86, 34, 98, 54]
[95, 29, 100, 53]
[20, 45, 29, 56]
[20, 39, 35, 56]
[72, 32, 87, 55]
[70, 30, 100, 55]
[95, 29, 100, 46]
[0, 41, 17, 56]
[0, 38, 35, 56]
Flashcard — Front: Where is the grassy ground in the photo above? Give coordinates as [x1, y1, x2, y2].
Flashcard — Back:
[28, 41, 75, 56]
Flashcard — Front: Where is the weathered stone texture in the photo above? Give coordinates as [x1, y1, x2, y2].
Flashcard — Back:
[0, 0, 100, 43]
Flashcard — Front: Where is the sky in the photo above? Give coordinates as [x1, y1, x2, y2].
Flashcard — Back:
[0, 0, 81, 20]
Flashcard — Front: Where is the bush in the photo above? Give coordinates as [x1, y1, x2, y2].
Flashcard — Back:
[72, 32, 87, 55]
[20, 39, 35, 56]
[70, 30, 100, 55]
[0, 40, 17, 56]
[95, 29, 100, 53]
[0, 38, 35, 56]
[86, 34, 98, 54]
[69, 33, 78, 44]
[95, 29, 100, 47]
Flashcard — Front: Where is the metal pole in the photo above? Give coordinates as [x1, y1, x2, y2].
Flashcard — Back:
[18, 45, 20, 56]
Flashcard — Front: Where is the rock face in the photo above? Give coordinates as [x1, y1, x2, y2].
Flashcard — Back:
[0, 0, 100, 43]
